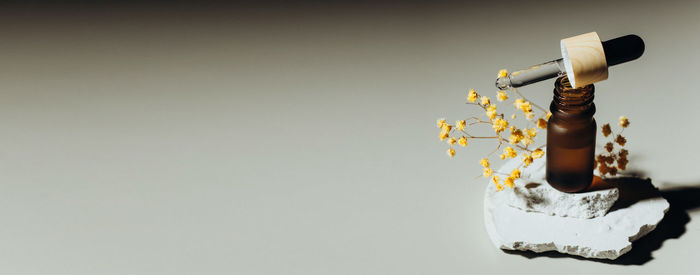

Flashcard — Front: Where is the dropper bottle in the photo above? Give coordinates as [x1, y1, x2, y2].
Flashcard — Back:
[496, 33, 644, 89]
[497, 32, 644, 193]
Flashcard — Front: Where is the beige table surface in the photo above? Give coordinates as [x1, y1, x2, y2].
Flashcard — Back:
[0, 1, 698, 274]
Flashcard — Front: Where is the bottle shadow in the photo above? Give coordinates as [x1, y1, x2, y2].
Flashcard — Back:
[503, 176, 700, 265]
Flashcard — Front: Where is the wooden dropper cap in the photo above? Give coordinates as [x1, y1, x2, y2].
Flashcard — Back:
[561, 32, 645, 88]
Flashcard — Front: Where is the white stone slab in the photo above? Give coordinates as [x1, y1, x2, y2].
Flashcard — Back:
[506, 179, 618, 219]
[484, 158, 669, 260]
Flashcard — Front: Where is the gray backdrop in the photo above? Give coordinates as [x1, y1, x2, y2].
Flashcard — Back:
[0, 0, 698, 274]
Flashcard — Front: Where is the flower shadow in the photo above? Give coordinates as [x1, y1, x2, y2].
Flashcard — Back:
[504, 176, 700, 265]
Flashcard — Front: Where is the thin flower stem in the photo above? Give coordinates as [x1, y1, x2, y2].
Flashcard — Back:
[496, 136, 534, 152]
[458, 129, 499, 139]
[469, 121, 491, 126]
[487, 142, 503, 158]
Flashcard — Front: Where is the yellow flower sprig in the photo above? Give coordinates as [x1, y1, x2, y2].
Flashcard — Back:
[436, 69, 551, 191]
[437, 69, 633, 190]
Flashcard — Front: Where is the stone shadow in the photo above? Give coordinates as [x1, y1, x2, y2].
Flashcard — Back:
[504, 177, 700, 265]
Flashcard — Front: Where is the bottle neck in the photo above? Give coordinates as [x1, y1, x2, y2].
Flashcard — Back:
[551, 76, 595, 116]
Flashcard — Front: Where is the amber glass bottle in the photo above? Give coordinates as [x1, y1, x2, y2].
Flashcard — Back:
[546, 76, 596, 193]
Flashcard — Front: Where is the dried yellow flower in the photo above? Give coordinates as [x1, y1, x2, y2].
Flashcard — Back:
[458, 136, 468, 147]
[486, 105, 498, 120]
[447, 148, 455, 158]
[521, 152, 533, 167]
[605, 142, 614, 152]
[601, 123, 612, 137]
[615, 134, 627, 146]
[511, 114, 516, 119]
[456, 120, 466, 131]
[483, 168, 493, 178]
[437, 118, 447, 129]
[495, 183, 505, 191]
[525, 111, 535, 120]
[497, 91, 508, 101]
[498, 69, 508, 78]
[480, 96, 491, 106]
[514, 98, 525, 109]
[510, 168, 521, 179]
[619, 149, 629, 158]
[520, 101, 532, 113]
[439, 124, 451, 141]
[536, 118, 548, 129]
[531, 148, 544, 159]
[504, 176, 515, 188]
[521, 136, 534, 146]
[526, 128, 537, 138]
[468, 89, 478, 103]
[509, 129, 524, 144]
[447, 137, 457, 146]
[491, 175, 501, 185]
[439, 129, 449, 141]
[492, 118, 508, 133]
[480, 158, 490, 168]
[503, 146, 517, 159]
[619, 116, 630, 128]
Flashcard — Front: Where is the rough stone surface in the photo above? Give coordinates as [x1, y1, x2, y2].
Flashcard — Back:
[506, 180, 619, 219]
[484, 157, 669, 260]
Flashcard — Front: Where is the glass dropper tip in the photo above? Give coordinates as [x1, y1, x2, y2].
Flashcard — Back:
[495, 76, 511, 90]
